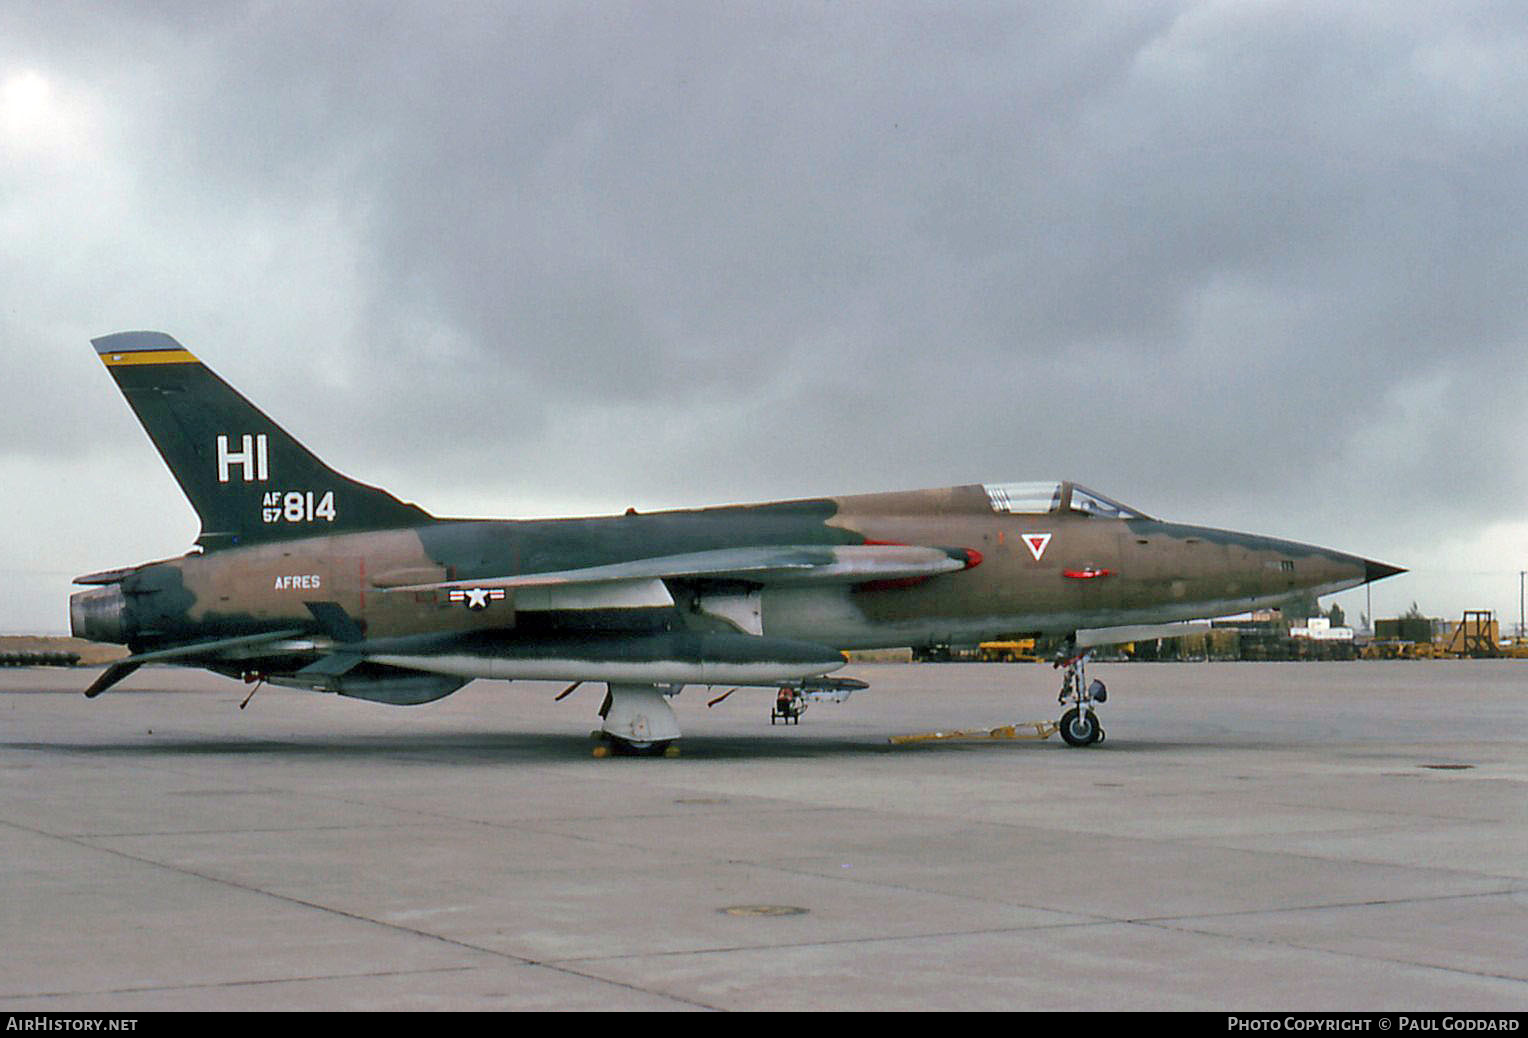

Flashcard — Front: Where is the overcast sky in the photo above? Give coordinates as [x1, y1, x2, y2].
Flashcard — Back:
[4, 1, 1527, 635]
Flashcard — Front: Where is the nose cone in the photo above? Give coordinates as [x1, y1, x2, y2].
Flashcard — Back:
[1304, 548, 1405, 598]
[1168, 523, 1404, 603]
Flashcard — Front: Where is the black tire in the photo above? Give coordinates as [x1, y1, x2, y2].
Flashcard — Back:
[604, 736, 671, 757]
[1059, 707, 1102, 747]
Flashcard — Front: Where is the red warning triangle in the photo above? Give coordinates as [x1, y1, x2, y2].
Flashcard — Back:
[1023, 532, 1052, 561]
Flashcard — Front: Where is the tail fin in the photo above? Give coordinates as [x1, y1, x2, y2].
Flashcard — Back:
[91, 331, 433, 550]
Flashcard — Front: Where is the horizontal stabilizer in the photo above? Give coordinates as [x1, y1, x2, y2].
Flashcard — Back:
[296, 652, 365, 679]
[84, 660, 142, 698]
[73, 566, 139, 587]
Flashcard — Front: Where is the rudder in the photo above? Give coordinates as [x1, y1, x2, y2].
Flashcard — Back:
[92, 331, 434, 549]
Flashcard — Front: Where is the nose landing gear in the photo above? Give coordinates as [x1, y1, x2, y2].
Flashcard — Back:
[1055, 652, 1106, 747]
[888, 653, 1109, 749]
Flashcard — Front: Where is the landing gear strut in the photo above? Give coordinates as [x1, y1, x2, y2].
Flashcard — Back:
[1055, 652, 1106, 747]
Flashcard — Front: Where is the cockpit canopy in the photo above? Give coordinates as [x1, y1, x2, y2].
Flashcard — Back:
[982, 481, 1153, 520]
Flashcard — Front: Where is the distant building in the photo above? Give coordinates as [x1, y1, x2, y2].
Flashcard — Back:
[1290, 616, 1354, 642]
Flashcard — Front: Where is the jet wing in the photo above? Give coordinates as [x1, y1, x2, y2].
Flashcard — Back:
[385, 543, 975, 610]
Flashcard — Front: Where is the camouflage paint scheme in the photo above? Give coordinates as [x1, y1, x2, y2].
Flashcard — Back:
[70, 333, 1402, 744]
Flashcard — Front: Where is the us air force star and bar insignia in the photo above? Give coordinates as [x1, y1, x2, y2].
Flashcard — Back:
[449, 588, 506, 611]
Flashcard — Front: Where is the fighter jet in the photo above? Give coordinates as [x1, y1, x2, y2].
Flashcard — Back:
[70, 332, 1403, 752]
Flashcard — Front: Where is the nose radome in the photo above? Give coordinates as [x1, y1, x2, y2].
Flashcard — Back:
[1363, 559, 1406, 584]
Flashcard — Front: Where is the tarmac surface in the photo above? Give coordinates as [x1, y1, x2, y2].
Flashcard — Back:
[1, 660, 1525, 1011]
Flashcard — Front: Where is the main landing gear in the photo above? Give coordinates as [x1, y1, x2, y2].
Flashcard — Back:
[593, 683, 683, 757]
[1054, 652, 1107, 747]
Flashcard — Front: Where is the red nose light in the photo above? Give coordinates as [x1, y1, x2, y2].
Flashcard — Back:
[963, 549, 983, 569]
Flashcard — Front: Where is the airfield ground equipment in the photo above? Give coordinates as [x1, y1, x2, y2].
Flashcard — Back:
[977, 639, 1040, 662]
[891, 650, 1105, 748]
[772, 687, 804, 724]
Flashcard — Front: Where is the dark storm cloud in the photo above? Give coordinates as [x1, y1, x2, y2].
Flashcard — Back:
[131, 1, 1524, 512]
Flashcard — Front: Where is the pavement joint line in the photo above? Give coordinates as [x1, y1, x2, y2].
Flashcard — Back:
[726, 857, 1105, 917]
[71, 798, 1517, 878]
[482, 817, 1518, 888]
[719, 858, 1522, 936]
[0, 817, 723, 1012]
[62, 824, 412, 839]
[1245, 796, 1508, 826]
[291, 798, 848, 834]
[530, 893, 1524, 977]
[730, 837, 1515, 898]
[1161, 837, 1528, 887]
[1126, 887, 1524, 926]
[540, 905, 1528, 986]
[887, 820, 1528, 891]
[1129, 914, 1528, 988]
[539, 918, 1123, 967]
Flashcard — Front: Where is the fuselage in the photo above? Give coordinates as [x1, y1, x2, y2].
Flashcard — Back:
[72, 481, 1381, 678]
[70, 331, 1405, 721]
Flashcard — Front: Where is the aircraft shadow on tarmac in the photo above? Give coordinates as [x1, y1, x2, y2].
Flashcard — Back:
[0, 726, 1237, 762]
[0, 729, 917, 763]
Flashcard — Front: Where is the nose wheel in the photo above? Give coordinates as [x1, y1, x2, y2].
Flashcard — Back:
[1059, 706, 1103, 746]
[1055, 652, 1106, 747]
